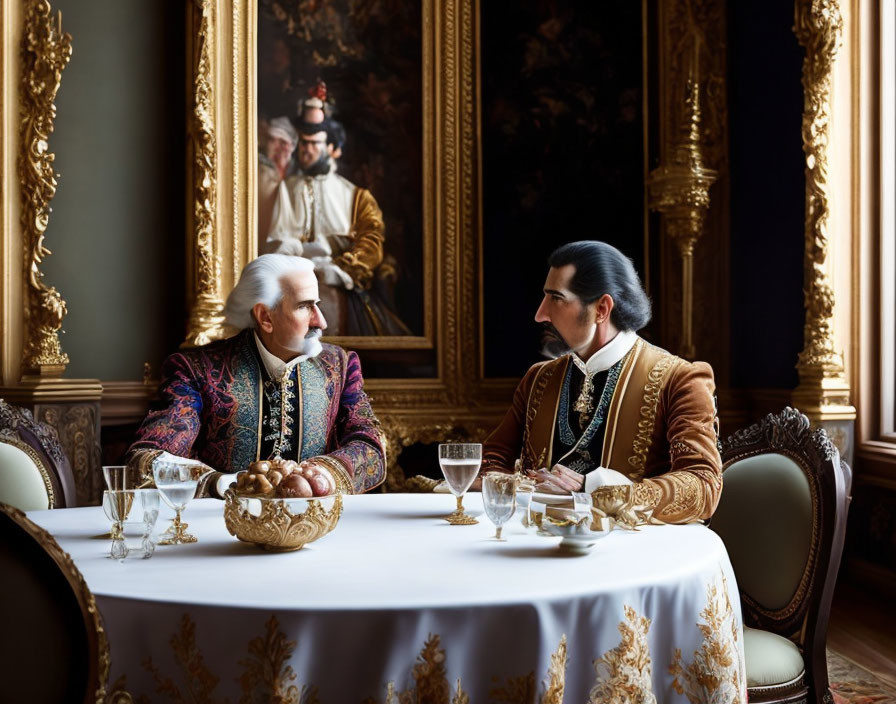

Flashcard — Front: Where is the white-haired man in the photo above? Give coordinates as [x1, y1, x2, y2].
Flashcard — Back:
[128, 254, 385, 496]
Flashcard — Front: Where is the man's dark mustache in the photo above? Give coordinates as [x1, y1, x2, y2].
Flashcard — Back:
[540, 323, 570, 359]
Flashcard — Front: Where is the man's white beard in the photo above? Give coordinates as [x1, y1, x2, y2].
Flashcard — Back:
[301, 329, 323, 358]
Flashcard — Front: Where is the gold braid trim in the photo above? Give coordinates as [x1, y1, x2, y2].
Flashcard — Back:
[405, 475, 441, 492]
[127, 449, 163, 485]
[590, 483, 660, 529]
[628, 354, 682, 478]
[650, 472, 705, 523]
[521, 362, 561, 470]
[309, 455, 354, 495]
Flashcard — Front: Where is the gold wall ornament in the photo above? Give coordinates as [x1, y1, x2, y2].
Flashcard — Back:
[648, 69, 718, 360]
[653, 0, 730, 377]
[184, 0, 226, 348]
[18, 0, 71, 376]
[791, 0, 856, 426]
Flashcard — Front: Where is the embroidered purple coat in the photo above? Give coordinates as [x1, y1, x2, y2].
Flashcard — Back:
[128, 330, 384, 494]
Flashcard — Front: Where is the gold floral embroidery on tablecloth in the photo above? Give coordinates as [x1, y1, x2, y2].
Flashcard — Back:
[238, 615, 319, 704]
[131, 619, 569, 704]
[139, 614, 317, 704]
[139, 614, 220, 704]
[488, 634, 567, 704]
[589, 605, 656, 704]
[363, 633, 469, 704]
[489, 672, 536, 704]
[669, 571, 744, 704]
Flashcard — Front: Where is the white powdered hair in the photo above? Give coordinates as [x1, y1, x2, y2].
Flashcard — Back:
[223, 254, 315, 330]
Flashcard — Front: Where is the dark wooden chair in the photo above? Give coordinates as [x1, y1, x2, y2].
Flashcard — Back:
[0, 399, 77, 509]
[0, 502, 131, 703]
[711, 407, 851, 704]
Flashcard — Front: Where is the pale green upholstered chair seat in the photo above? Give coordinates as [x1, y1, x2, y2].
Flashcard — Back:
[743, 626, 805, 688]
[715, 408, 851, 704]
[0, 400, 77, 509]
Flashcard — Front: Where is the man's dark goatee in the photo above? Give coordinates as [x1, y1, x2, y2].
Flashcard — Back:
[540, 323, 570, 359]
[302, 155, 331, 177]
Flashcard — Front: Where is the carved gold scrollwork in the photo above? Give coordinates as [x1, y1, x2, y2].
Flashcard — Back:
[38, 402, 102, 505]
[379, 417, 491, 490]
[791, 0, 855, 422]
[184, 0, 226, 347]
[19, 0, 72, 376]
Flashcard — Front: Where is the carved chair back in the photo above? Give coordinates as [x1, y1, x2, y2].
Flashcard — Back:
[713, 407, 852, 703]
[0, 399, 77, 508]
[0, 502, 118, 703]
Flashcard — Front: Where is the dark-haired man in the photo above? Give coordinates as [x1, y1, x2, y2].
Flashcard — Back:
[482, 240, 722, 525]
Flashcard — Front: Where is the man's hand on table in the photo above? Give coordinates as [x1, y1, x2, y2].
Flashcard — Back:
[529, 464, 584, 494]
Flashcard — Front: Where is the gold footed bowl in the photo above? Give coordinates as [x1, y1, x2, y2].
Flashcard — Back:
[223, 490, 343, 552]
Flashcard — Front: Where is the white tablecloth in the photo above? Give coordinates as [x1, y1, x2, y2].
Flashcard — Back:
[29, 494, 746, 703]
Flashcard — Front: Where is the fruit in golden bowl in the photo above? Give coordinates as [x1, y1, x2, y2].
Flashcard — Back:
[223, 490, 343, 552]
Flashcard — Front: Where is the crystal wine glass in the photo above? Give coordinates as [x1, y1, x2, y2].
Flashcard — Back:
[438, 443, 481, 525]
[482, 472, 517, 540]
[102, 465, 146, 491]
[152, 461, 209, 545]
[102, 489, 160, 559]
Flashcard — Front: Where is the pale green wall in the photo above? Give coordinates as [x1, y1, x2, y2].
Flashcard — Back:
[41, 1, 185, 381]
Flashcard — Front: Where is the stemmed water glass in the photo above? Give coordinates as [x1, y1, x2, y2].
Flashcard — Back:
[152, 461, 210, 545]
[438, 443, 481, 525]
[482, 472, 517, 540]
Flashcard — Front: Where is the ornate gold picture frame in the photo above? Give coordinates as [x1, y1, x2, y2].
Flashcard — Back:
[185, 0, 490, 487]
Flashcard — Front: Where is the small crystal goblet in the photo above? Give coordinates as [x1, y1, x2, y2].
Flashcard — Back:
[482, 472, 517, 540]
[438, 443, 481, 525]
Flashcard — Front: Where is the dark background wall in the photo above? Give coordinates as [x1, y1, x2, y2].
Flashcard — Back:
[480, 0, 645, 379]
[727, 0, 806, 390]
[41, 0, 186, 381]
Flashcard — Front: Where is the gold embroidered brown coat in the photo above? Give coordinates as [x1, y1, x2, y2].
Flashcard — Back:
[482, 338, 722, 524]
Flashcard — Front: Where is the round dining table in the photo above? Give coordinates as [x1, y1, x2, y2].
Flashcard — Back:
[28, 493, 747, 703]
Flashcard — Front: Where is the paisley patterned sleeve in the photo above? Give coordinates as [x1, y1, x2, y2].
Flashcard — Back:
[127, 352, 204, 463]
[313, 350, 385, 494]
